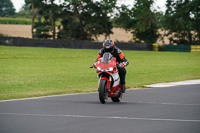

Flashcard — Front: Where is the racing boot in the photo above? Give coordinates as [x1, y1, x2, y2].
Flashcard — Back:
[121, 84, 126, 93]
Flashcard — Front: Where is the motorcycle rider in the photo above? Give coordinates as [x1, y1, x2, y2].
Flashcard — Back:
[94, 39, 129, 93]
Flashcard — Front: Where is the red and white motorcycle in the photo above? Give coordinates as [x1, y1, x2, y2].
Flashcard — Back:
[91, 52, 123, 104]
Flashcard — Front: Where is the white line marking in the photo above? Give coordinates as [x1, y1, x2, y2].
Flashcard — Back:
[0, 113, 200, 123]
[135, 101, 200, 106]
[39, 98, 200, 106]
[145, 79, 200, 88]
[1, 94, 199, 106]
[0, 92, 97, 102]
[1, 79, 200, 102]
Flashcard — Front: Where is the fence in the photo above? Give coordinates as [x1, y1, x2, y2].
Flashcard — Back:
[0, 37, 152, 51]
[1, 37, 199, 52]
[191, 45, 200, 52]
[164, 44, 191, 52]
[153, 44, 200, 52]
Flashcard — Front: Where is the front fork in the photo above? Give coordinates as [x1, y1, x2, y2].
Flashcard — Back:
[98, 75, 112, 92]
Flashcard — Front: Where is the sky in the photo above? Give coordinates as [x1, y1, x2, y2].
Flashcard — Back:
[11, 0, 167, 12]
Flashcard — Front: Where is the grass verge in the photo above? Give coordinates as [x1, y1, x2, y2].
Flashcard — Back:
[0, 17, 32, 25]
[0, 17, 61, 26]
[0, 46, 200, 100]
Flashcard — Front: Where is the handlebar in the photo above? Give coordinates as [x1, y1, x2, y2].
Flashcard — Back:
[116, 63, 122, 68]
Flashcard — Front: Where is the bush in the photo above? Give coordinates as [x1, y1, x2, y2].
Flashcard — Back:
[0, 33, 9, 37]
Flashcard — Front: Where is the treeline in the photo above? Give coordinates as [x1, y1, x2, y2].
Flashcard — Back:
[1, 0, 200, 44]
[114, 0, 200, 44]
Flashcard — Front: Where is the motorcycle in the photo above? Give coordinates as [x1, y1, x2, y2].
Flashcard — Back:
[90, 52, 123, 104]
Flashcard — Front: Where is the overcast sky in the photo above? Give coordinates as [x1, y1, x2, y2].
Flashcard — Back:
[11, 0, 167, 12]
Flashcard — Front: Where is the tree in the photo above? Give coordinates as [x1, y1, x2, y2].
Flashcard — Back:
[132, 0, 159, 43]
[50, 0, 56, 39]
[94, 0, 117, 39]
[163, 0, 200, 44]
[0, 0, 16, 17]
[23, 0, 119, 40]
[58, 0, 116, 40]
[15, 4, 32, 18]
[39, 0, 60, 39]
[25, 0, 43, 38]
[190, 0, 200, 44]
[114, 0, 159, 43]
[25, 0, 60, 39]
[58, 0, 90, 40]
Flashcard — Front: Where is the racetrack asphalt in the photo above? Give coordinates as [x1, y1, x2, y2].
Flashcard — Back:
[0, 84, 200, 133]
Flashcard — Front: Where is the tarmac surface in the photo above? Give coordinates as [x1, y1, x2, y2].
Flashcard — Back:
[0, 84, 200, 133]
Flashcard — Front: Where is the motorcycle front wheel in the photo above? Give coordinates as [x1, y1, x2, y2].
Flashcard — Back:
[99, 79, 108, 104]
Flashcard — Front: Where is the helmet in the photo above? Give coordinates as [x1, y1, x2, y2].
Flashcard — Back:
[103, 39, 114, 52]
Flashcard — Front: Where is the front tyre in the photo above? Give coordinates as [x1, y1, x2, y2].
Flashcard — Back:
[99, 79, 108, 104]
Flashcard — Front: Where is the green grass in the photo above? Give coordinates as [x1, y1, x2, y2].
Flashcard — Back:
[0, 46, 200, 100]
[0, 17, 32, 25]
[0, 17, 61, 26]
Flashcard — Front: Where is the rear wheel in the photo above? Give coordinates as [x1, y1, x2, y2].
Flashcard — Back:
[99, 79, 108, 104]
[111, 92, 123, 102]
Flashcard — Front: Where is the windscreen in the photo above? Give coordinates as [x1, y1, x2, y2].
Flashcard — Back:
[102, 52, 113, 65]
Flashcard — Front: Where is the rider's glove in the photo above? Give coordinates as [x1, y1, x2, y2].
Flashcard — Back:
[117, 62, 127, 67]
[117, 63, 124, 68]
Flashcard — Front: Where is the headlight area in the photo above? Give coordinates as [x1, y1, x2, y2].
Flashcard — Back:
[97, 67, 113, 72]
[105, 67, 113, 72]
[97, 67, 104, 72]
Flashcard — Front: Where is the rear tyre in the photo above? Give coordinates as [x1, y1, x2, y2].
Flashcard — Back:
[111, 92, 123, 102]
[99, 79, 108, 104]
